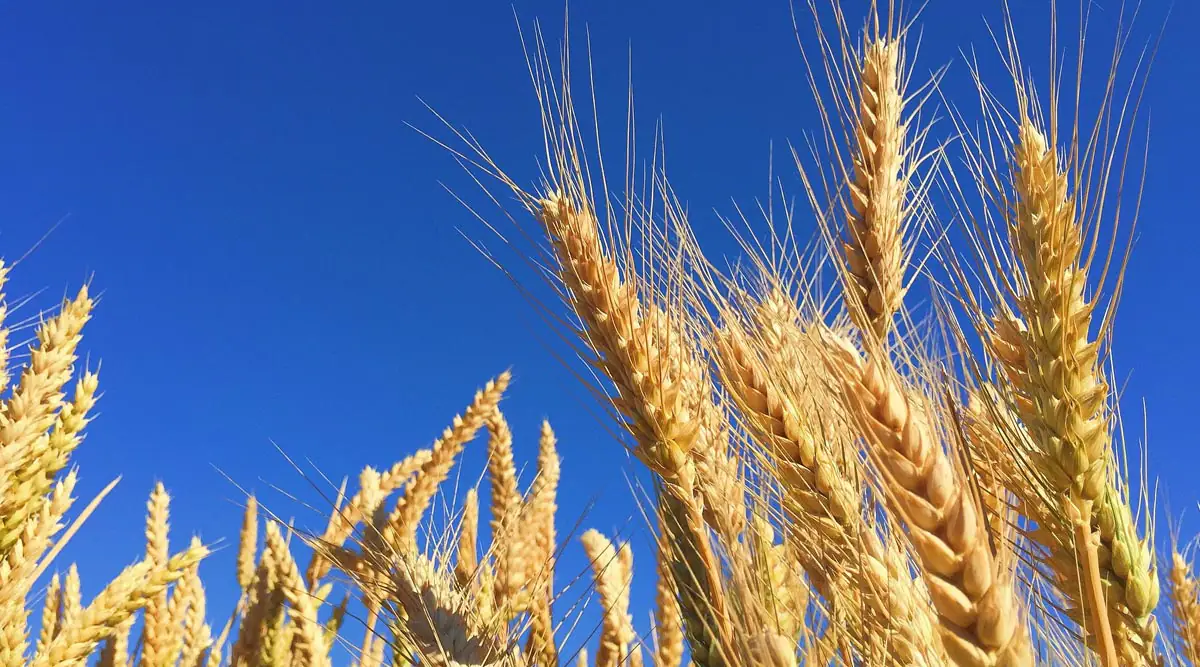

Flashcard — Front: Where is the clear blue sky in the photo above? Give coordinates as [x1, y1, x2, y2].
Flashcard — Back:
[1, 0, 1194, 653]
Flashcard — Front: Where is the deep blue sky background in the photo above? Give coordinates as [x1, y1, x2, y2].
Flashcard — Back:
[0, 0, 1194, 658]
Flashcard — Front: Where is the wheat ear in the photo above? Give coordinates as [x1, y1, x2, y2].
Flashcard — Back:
[0, 471, 78, 665]
[230, 541, 280, 665]
[307, 449, 432, 587]
[0, 287, 93, 556]
[382, 372, 511, 551]
[842, 39, 909, 342]
[988, 311, 1159, 664]
[237, 495, 259, 594]
[161, 539, 202, 667]
[654, 535, 684, 667]
[718, 298, 940, 665]
[34, 573, 62, 656]
[389, 553, 516, 667]
[179, 538, 213, 666]
[97, 616, 134, 667]
[535, 191, 734, 666]
[827, 339, 1030, 666]
[34, 544, 207, 667]
[1007, 122, 1110, 502]
[990, 119, 1125, 666]
[1168, 549, 1200, 664]
[984, 121, 1161, 662]
[455, 488, 481, 592]
[485, 411, 524, 614]
[582, 530, 639, 667]
[534, 190, 745, 525]
[715, 323, 858, 547]
[523, 420, 560, 667]
[265, 523, 329, 667]
[140, 482, 173, 666]
[746, 515, 804, 645]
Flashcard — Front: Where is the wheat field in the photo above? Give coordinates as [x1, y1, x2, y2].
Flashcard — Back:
[0, 1, 1195, 666]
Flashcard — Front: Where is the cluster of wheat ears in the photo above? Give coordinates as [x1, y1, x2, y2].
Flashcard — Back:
[1, 1, 1197, 666]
